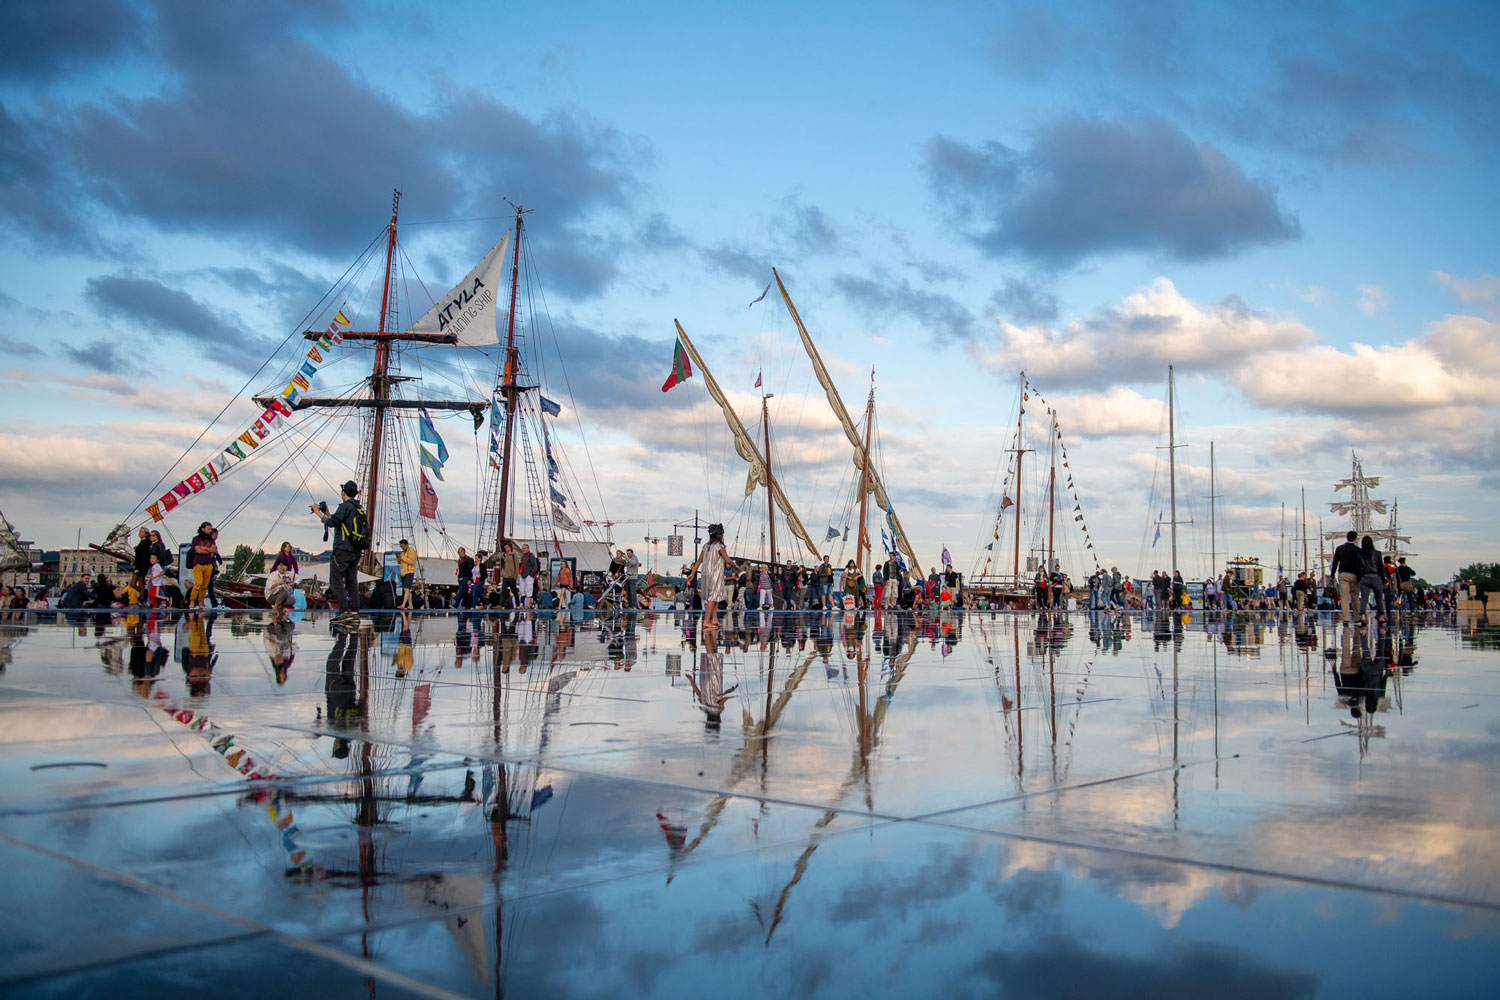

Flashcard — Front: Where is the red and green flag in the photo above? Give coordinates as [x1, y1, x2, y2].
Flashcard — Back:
[661, 339, 693, 392]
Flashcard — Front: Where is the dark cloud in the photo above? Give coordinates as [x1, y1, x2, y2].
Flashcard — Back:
[987, 3, 1500, 167]
[84, 274, 273, 368]
[700, 244, 771, 284]
[991, 276, 1059, 324]
[925, 115, 1300, 265]
[0, 3, 644, 297]
[635, 212, 689, 252]
[0, 334, 42, 358]
[970, 938, 1317, 999]
[63, 337, 134, 373]
[777, 199, 839, 255]
[834, 270, 976, 344]
[0, 0, 144, 82]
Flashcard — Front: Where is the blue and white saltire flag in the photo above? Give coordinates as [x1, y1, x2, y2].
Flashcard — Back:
[540, 395, 561, 417]
[418, 407, 449, 465]
[895, 552, 907, 571]
[545, 431, 559, 481]
[1152, 511, 1163, 548]
[881, 527, 890, 553]
[420, 446, 446, 481]
[550, 486, 568, 506]
[825, 526, 841, 542]
[488, 398, 503, 467]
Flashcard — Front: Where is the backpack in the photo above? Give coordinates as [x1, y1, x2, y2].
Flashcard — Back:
[342, 503, 371, 551]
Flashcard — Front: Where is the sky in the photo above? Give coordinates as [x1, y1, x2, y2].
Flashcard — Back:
[1, 0, 1496, 582]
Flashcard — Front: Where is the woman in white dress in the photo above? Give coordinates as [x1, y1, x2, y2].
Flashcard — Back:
[686, 523, 738, 631]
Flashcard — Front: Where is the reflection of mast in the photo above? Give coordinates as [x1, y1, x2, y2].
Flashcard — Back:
[1046, 409, 1057, 573]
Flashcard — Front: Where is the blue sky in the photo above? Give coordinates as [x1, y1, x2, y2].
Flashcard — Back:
[1, 0, 1496, 581]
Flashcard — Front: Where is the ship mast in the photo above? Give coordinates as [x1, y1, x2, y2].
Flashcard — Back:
[495, 205, 526, 547]
[1046, 408, 1057, 577]
[364, 190, 401, 532]
[856, 381, 874, 575]
[1010, 372, 1029, 587]
[1168, 364, 1178, 584]
[762, 392, 778, 565]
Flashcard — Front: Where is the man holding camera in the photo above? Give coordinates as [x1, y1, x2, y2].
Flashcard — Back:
[314, 480, 363, 623]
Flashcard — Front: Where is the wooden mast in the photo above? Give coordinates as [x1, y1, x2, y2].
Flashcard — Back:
[364, 190, 401, 537]
[1046, 409, 1057, 578]
[856, 383, 874, 575]
[1012, 372, 1026, 587]
[495, 205, 524, 548]
[1168, 364, 1178, 585]
[761, 393, 777, 565]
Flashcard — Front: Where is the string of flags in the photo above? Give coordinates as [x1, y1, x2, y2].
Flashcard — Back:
[147, 308, 351, 522]
[537, 394, 579, 534]
[982, 376, 1102, 571]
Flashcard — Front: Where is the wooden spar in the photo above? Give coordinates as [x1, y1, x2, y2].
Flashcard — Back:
[856, 385, 874, 575]
[364, 190, 401, 540]
[495, 205, 524, 548]
[773, 269, 922, 577]
[672, 319, 821, 560]
[762, 394, 777, 565]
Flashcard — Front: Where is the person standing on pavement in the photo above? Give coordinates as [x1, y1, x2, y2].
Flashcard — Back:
[315, 481, 364, 621]
[397, 539, 418, 610]
[519, 543, 539, 608]
[500, 542, 520, 608]
[455, 547, 474, 610]
[686, 523, 737, 631]
[188, 521, 217, 609]
[623, 548, 641, 610]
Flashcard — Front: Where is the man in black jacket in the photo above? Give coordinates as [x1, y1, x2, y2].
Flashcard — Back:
[316, 480, 363, 622]
[1329, 530, 1363, 625]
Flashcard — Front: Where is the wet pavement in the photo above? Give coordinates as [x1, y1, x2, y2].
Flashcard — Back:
[1, 606, 1497, 998]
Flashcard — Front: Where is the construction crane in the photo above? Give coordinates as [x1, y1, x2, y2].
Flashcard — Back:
[582, 517, 684, 572]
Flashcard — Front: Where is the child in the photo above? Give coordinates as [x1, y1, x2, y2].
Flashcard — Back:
[122, 573, 144, 607]
[147, 555, 166, 608]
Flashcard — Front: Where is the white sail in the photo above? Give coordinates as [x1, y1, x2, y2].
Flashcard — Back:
[674, 320, 822, 560]
[773, 269, 924, 576]
[408, 232, 511, 346]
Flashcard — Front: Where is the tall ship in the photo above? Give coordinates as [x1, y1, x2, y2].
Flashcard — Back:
[1322, 451, 1412, 566]
[93, 192, 609, 594]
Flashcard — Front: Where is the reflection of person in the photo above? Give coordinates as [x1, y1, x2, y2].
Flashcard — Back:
[686, 523, 737, 631]
[686, 629, 736, 727]
[265, 616, 295, 684]
[183, 613, 217, 696]
[324, 628, 359, 756]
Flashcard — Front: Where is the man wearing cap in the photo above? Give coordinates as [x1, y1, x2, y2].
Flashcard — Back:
[316, 480, 363, 622]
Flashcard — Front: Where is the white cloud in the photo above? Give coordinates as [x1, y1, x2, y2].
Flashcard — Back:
[1432, 270, 1500, 305]
[1051, 387, 1167, 437]
[1355, 283, 1390, 317]
[969, 276, 1314, 387]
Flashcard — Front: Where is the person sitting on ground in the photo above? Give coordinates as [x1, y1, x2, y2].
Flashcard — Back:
[265, 563, 297, 621]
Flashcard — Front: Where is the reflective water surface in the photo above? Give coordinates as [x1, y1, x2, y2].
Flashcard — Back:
[1, 607, 1498, 998]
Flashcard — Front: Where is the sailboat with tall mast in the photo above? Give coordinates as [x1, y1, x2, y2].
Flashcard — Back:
[670, 319, 822, 563]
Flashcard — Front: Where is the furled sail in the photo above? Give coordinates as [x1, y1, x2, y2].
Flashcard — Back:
[673, 320, 822, 560]
[774, 268, 924, 577]
[408, 232, 511, 346]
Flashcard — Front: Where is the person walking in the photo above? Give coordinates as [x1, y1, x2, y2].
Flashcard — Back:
[1357, 536, 1388, 625]
[133, 527, 153, 580]
[519, 543, 539, 608]
[1329, 530, 1363, 625]
[314, 481, 364, 623]
[500, 542, 520, 608]
[686, 523, 737, 631]
[555, 559, 574, 608]
[815, 555, 835, 611]
[397, 539, 418, 610]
